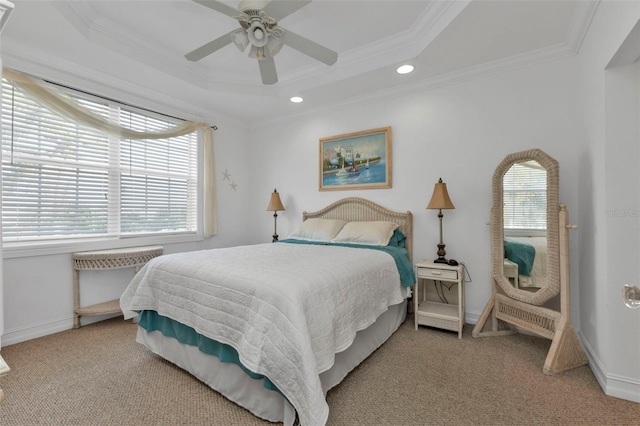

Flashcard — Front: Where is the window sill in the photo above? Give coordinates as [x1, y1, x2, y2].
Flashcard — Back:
[2, 232, 203, 259]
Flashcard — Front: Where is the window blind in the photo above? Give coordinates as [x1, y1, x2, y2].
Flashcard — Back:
[503, 160, 547, 230]
[1, 78, 198, 243]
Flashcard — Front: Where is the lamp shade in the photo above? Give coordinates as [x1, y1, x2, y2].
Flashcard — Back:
[266, 189, 285, 211]
[248, 45, 266, 60]
[266, 34, 284, 56]
[427, 178, 455, 210]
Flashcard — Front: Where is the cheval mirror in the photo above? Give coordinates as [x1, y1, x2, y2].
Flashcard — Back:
[472, 148, 588, 374]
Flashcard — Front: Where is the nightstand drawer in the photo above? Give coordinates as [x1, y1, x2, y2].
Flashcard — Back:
[416, 267, 458, 281]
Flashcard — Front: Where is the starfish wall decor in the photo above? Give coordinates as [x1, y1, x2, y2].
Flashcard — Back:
[221, 169, 238, 191]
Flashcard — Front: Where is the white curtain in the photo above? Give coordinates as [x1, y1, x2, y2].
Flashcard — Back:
[2, 67, 218, 236]
[203, 127, 218, 237]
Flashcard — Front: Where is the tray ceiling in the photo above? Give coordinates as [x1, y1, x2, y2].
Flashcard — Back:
[2, 1, 598, 126]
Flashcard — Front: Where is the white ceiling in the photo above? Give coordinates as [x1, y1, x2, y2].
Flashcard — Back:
[2, 0, 598, 126]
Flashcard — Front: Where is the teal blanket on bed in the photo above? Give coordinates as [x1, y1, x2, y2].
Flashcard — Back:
[138, 310, 282, 395]
[504, 238, 535, 276]
[278, 239, 416, 287]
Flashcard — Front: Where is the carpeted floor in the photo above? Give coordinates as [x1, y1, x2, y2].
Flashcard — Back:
[0, 316, 638, 425]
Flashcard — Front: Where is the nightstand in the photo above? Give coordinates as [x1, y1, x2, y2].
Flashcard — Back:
[414, 260, 465, 338]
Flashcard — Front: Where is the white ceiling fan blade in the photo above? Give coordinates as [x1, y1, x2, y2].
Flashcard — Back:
[258, 56, 278, 85]
[282, 30, 337, 66]
[185, 30, 235, 61]
[192, 0, 240, 18]
[263, 0, 311, 21]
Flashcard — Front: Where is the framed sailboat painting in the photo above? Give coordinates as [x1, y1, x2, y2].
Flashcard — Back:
[319, 126, 392, 191]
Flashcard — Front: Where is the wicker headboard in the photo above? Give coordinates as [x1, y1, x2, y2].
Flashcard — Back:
[303, 197, 413, 263]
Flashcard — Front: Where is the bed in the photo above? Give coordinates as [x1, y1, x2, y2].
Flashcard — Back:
[504, 236, 547, 289]
[120, 197, 414, 426]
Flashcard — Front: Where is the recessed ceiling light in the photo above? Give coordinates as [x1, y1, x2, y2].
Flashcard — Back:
[396, 64, 414, 75]
[290, 96, 303, 103]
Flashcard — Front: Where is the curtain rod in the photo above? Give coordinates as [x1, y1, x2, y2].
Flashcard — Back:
[44, 79, 218, 131]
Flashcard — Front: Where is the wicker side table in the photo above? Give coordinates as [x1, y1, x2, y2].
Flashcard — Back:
[73, 245, 164, 328]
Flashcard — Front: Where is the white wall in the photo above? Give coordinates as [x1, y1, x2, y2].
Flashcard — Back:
[603, 61, 640, 400]
[246, 56, 584, 325]
[574, 0, 640, 402]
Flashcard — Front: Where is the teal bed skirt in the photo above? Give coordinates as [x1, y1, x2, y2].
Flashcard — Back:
[138, 310, 281, 395]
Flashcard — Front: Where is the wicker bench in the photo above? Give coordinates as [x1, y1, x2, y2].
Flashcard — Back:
[73, 246, 164, 328]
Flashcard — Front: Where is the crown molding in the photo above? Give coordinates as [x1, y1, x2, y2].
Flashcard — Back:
[251, 0, 599, 131]
[52, 0, 468, 95]
[566, 0, 601, 56]
[53, 1, 275, 95]
[254, 43, 576, 130]
[5, 0, 599, 130]
[277, 0, 471, 92]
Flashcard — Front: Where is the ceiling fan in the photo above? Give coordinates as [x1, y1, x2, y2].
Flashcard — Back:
[186, 0, 338, 85]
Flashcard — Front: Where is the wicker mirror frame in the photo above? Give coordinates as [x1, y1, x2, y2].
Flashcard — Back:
[492, 148, 560, 306]
[475, 148, 587, 375]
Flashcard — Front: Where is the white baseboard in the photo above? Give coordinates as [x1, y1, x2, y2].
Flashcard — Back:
[581, 334, 640, 403]
[466, 312, 639, 404]
[2, 317, 71, 347]
[4, 312, 639, 404]
[465, 310, 480, 325]
[2, 313, 122, 347]
[5, 310, 479, 347]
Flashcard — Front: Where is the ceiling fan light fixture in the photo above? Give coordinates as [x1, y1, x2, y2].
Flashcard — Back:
[248, 21, 268, 47]
[266, 34, 284, 56]
[231, 29, 250, 52]
[248, 45, 266, 60]
[188, 0, 337, 85]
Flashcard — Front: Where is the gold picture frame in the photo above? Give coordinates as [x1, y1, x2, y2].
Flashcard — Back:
[319, 126, 392, 191]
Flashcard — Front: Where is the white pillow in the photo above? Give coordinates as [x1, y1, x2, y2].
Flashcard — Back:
[332, 221, 399, 246]
[288, 218, 348, 242]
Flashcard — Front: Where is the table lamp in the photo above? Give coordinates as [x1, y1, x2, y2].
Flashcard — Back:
[266, 188, 285, 242]
[427, 178, 455, 263]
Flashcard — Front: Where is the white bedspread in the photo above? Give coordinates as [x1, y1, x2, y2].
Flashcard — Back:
[120, 242, 406, 426]
[516, 237, 547, 288]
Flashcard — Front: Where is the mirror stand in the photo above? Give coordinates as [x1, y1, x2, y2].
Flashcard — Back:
[473, 204, 588, 374]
